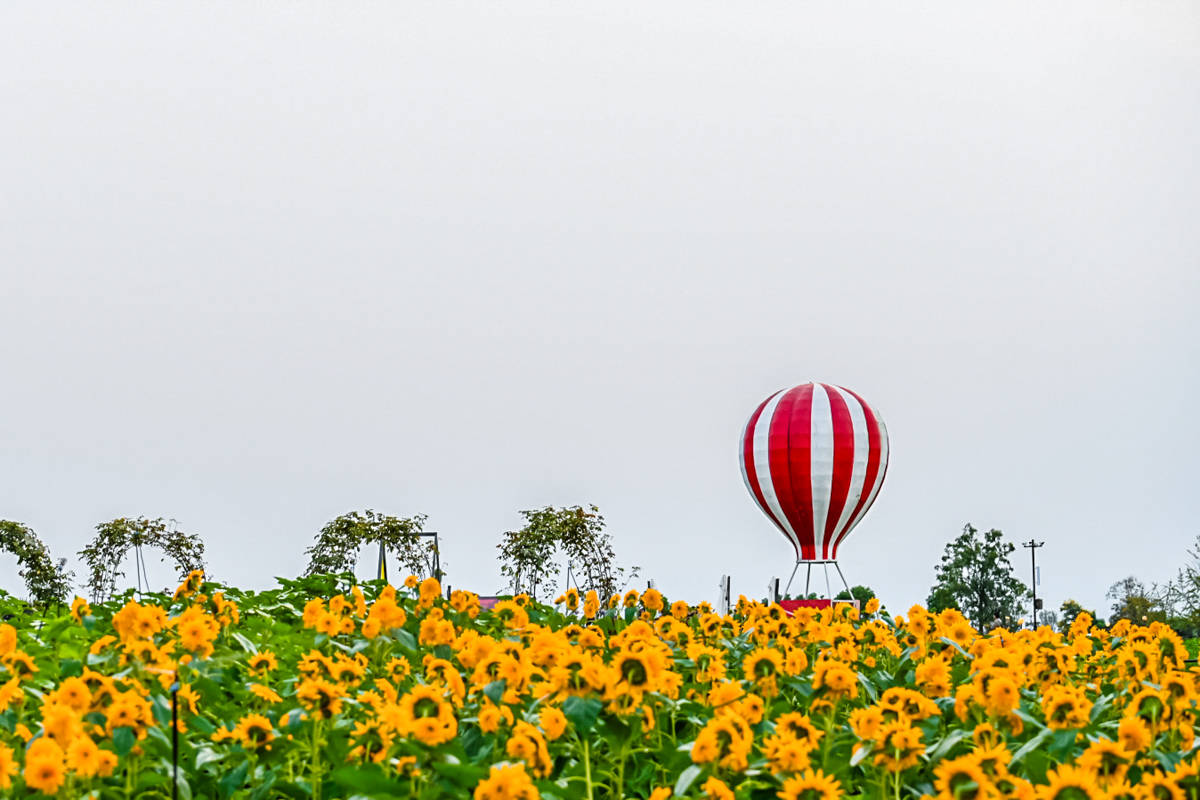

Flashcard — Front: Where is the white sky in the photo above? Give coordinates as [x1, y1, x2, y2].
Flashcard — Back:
[1, 2, 1197, 619]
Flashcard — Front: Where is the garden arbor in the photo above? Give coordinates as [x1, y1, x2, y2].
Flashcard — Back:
[303, 510, 441, 580]
[78, 517, 207, 603]
[496, 505, 630, 602]
[0, 521, 72, 607]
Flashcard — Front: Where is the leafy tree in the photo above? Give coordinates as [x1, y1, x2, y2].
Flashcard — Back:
[834, 585, 877, 605]
[926, 524, 1029, 630]
[1057, 598, 1101, 633]
[1166, 535, 1200, 636]
[0, 521, 72, 608]
[304, 511, 437, 579]
[497, 505, 635, 601]
[1106, 576, 1167, 626]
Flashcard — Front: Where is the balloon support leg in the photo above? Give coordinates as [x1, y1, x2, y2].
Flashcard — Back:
[782, 560, 853, 600]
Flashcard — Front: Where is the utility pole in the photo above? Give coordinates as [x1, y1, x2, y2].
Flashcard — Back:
[1022, 540, 1045, 629]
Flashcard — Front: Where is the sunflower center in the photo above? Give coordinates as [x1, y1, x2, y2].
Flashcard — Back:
[621, 659, 648, 686]
[414, 698, 440, 718]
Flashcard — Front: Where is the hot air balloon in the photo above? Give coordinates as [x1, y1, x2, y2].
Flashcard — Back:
[739, 382, 889, 597]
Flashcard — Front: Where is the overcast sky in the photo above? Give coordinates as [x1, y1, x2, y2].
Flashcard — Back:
[2, 2, 1197, 619]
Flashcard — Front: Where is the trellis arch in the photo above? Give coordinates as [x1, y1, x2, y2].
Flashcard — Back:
[0, 521, 72, 607]
[303, 510, 439, 580]
[78, 517, 206, 603]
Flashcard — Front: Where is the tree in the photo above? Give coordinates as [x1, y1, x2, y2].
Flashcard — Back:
[0, 521, 72, 608]
[1106, 576, 1167, 626]
[1166, 535, 1200, 636]
[834, 585, 877, 605]
[497, 505, 635, 601]
[926, 524, 1029, 630]
[1057, 598, 1101, 633]
[303, 511, 437, 579]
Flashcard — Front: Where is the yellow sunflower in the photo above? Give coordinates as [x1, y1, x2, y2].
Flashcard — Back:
[932, 755, 992, 800]
[872, 722, 924, 772]
[473, 763, 538, 800]
[1037, 764, 1104, 800]
[232, 713, 275, 749]
[23, 737, 66, 795]
[778, 769, 842, 800]
[396, 685, 457, 746]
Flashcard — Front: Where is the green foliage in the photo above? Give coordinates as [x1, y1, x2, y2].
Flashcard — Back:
[496, 505, 634, 601]
[834, 585, 876, 604]
[1165, 535, 1200, 636]
[303, 510, 436, 579]
[1056, 598, 1101, 633]
[0, 520, 72, 607]
[1105, 576, 1168, 626]
[0, 573, 1184, 799]
[78, 517, 206, 603]
[926, 524, 1029, 630]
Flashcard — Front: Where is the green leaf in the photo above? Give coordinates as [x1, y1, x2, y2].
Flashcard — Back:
[927, 728, 970, 762]
[856, 672, 878, 702]
[58, 658, 83, 678]
[674, 764, 703, 796]
[563, 696, 603, 735]
[151, 695, 173, 727]
[145, 725, 172, 751]
[1010, 728, 1051, 766]
[218, 760, 249, 799]
[431, 760, 489, 788]
[1048, 728, 1078, 760]
[195, 747, 225, 770]
[1090, 693, 1115, 724]
[330, 765, 405, 795]
[113, 726, 136, 756]
[268, 781, 311, 799]
[459, 725, 485, 759]
[230, 632, 258, 654]
[1024, 749, 1050, 783]
[249, 771, 278, 800]
[189, 715, 217, 735]
[175, 772, 193, 800]
[938, 637, 970, 658]
[483, 680, 507, 705]
[395, 629, 418, 653]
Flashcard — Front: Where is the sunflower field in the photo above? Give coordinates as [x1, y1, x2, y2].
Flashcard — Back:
[0, 572, 1194, 800]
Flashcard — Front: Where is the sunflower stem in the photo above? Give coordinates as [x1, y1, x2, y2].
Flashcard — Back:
[615, 739, 628, 799]
[582, 737, 594, 800]
[311, 717, 323, 800]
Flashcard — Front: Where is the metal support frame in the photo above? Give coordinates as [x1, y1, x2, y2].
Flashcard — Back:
[562, 562, 578, 595]
[131, 534, 152, 597]
[376, 531, 442, 583]
[783, 559, 852, 600]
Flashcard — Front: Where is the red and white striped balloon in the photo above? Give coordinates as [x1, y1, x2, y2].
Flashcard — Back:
[739, 383, 889, 562]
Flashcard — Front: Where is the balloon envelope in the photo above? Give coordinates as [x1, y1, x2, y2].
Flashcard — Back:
[739, 383, 889, 562]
